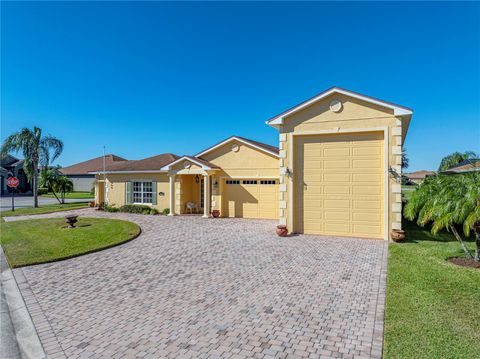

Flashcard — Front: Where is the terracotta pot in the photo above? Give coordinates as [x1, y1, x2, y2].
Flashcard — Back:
[391, 229, 405, 242]
[211, 210, 220, 218]
[276, 225, 288, 237]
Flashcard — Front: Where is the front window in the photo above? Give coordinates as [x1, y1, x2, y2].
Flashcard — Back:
[133, 181, 153, 204]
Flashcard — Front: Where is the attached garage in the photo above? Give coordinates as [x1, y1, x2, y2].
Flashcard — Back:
[267, 87, 413, 240]
[294, 132, 385, 239]
[222, 179, 279, 219]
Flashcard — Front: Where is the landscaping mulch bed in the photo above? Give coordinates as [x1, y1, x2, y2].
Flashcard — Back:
[447, 257, 480, 269]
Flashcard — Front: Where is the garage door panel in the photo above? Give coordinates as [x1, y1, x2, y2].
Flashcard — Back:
[323, 173, 351, 182]
[353, 185, 382, 195]
[324, 160, 350, 169]
[324, 185, 350, 194]
[353, 224, 382, 237]
[324, 211, 350, 221]
[324, 222, 351, 234]
[324, 199, 349, 208]
[323, 147, 350, 157]
[295, 132, 384, 239]
[352, 147, 382, 156]
[222, 179, 278, 219]
[353, 159, 382, 169]
[353, 212, 382, 222]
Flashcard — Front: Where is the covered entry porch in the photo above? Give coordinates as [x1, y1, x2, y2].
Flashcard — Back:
[161, 156, 220, 217]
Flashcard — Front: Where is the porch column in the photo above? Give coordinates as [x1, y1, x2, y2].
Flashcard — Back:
[203, 174, 209, 218]
[168, 174, 175, 216]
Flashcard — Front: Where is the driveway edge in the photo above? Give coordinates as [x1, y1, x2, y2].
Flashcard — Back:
[1, 248, 47, 359]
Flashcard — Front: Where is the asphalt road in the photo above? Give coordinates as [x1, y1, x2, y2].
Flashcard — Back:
[0, 196, 93, 212]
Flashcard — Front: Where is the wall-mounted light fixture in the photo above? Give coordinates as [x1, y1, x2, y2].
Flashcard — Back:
[195, 175, 200, 184]
[285, 167, 292, 178]
[388, 167, 402, 183]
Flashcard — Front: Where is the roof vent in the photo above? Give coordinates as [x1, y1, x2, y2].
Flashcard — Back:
[329, 99, 342, 113]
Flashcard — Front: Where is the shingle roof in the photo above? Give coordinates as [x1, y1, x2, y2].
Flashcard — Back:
[443, 159, 480, 173]
[105, 153, 179, 172]
[60, 155, 127, 175]
[404, 170, 436, 179]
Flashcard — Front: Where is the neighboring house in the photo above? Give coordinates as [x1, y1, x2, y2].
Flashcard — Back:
[404, 170, 436, 185]
[441, 158, 480, 174]
[0, 155, 31, 195]
[93, 87, 413, 240]
[60, 154, 127, 192]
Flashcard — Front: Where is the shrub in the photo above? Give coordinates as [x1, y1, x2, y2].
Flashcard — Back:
[37, 188, 49, 195]
[149, 208, 159, 215]
[104, 205, 119, 213]
[119, 204, 154, 215]
[162, 208, 170, 215]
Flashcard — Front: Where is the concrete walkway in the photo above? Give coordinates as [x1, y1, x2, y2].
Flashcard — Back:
[5, 209, 388, 359]
[1, 258, 21, 359]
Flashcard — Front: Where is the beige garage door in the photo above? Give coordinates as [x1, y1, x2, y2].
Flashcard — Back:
[222, 179, 279, 219]
[295, 132, 384, 239]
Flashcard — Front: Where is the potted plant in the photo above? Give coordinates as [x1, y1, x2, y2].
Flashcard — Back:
[391, 229, 405, 242]
[276, 225, 288, 237]
[211, 209, 220, 218]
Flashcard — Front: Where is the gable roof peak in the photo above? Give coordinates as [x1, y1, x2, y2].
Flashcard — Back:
[266, 86, 413, 126]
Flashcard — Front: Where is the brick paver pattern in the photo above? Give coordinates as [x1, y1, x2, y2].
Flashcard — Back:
[7, 209, 387, 359]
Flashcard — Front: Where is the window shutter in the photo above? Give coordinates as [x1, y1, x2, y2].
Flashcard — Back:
[126, 181, 132, 204]
[151, 181, 157, 205]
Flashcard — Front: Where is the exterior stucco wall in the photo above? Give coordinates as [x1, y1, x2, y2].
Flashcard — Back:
[279, 93, 405, 239]
[199, 140, 279, 214]
[66, 175, 95, 192]
[96, 173, 170, 211]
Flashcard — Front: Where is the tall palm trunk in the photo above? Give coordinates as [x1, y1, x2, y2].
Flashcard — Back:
[33, 163, 39, 208]
[450, 225, 474, 259]
[473, 221, 480, 262]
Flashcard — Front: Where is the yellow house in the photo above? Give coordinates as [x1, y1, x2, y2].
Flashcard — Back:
[93, 87, 412, 240]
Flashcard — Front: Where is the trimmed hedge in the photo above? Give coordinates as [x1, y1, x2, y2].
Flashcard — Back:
[104, 204, 159, 215]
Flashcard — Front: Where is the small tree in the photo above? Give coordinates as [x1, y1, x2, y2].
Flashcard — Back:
[54, 175, 74, 204]
[404, 173, 480, 261]
[438, 151, 478, 172]
[39, 168, 62, 204]
[1, 127, 63, 207]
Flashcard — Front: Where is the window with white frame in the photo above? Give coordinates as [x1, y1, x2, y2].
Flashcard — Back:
[133, 181, 153, 204]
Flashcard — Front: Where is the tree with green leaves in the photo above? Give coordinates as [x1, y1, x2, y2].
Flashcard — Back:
[404, 173, 480, 261]
[1, 127, 63, 207]
[39, 167, 62, 204]
[438, 151, 478, 172]
[54, 175, 74, 204]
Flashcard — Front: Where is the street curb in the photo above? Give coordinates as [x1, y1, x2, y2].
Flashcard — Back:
[1, 248, 47, 359]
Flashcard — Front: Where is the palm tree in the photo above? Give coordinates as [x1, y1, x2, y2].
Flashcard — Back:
[54, 176, 74, 204]
[438, 151, 478, 172]
[39, 168, 62, 204]
[404, 173, 480, 261]
[1, 127, 63, 207]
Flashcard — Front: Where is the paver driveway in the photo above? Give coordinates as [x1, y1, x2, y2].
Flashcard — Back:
[8, 209, 387, 359]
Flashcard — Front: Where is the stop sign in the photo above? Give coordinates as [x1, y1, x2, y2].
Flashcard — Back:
[7, 177, 19, 188]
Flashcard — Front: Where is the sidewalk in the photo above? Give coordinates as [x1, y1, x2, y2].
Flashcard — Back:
[1, 248, 46, 359]
[1, 251, 21, 359]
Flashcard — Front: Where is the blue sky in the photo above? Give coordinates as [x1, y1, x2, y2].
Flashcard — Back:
[2, 1, 479, 171]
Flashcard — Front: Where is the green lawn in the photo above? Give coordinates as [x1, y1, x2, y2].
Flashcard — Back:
[0, 217, 140, 267]
[1, 202, 90, 219]
[401, 185, 417, 202]
[41, 191, 93, 199]
[384, 220, 479, 359]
